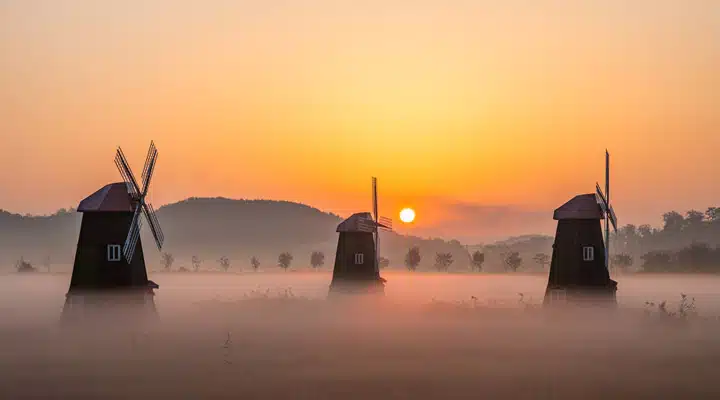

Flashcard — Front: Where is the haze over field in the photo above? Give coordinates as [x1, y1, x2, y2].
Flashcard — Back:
[3, 273, 720, 399]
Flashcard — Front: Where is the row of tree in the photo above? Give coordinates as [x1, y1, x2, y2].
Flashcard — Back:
[404, 247, 552, 273]
[154, 248, 489, 272]
[613, 207, 720, 258]
[627, 243, 720, 273]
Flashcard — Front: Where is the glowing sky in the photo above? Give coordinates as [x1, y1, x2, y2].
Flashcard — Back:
[1, 1, 718, 241]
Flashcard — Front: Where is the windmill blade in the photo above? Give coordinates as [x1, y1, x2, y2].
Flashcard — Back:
[608, 204, 618, 231]
[372, 177, 378, 222]
[142, 202, 165, 250]
[122, 205, 143, 262]
[115, 147, 141, 198]
[595, 182, 608, 207]
[141, 141, 156, 182]
[141, 142, 158, 196]
[379, 216, 393, 231]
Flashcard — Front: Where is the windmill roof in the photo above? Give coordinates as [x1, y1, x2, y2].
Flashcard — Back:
[77, 182, 134, 213]
[337, 212, 389, 233]
[553, 194, 604, 220]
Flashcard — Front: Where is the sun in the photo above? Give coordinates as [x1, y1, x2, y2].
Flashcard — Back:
[399, 208, 416, 223]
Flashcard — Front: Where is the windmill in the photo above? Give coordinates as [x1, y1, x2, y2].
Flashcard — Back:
[543, 150, 618, 306]
[329, 177, 392, 295]
[66, 141, 164, 296]
[595, 150, 617, 270]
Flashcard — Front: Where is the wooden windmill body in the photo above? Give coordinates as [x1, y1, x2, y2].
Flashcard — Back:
[544, 151, 618, 306]
[329, 178, 392, 296]
[63, 142, 164, 322]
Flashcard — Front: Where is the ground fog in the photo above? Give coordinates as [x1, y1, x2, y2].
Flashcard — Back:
[1, 272, 720, 399]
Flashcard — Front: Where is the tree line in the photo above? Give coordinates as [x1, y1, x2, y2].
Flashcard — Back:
[612, 206, 720, 273]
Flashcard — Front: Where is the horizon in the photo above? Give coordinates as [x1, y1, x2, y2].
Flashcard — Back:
[1, 192, 709, 246]
[2, 1, 718, 241]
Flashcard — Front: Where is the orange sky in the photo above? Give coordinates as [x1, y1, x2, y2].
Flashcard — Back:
[1, 1, 718, 242]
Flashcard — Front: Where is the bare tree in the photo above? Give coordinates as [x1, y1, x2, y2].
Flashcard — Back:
[161, 253, 175, 272]
[503, 252, 523, 272]
[218, 256, 231, 272]
[15, 257, 36, 273]
[278, 252, 293, 271]
[191, 255, 202, 272]
[310, 251, 325, 269]
[250, 256, 260, 272]
[434, 252, 454, 272]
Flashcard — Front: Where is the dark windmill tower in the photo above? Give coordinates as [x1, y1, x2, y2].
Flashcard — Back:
[329, 177, 393, 296]
[544, 150, 618, 306]
[62, 142, 165, 321]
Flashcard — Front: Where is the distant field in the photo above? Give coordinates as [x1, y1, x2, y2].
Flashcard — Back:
[1, 273, 720, 399]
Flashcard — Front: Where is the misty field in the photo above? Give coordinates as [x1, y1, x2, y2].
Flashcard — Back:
[2, 271, 720, 399]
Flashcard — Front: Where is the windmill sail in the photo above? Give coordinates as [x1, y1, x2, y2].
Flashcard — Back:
[379, 216, 393, 231]
[122, 206, 143, 262]
[141, 142, 158, 196]
[142, 203, 164, 250]
[118, 142, 165, 263]
[115, 148, 141, 199]
[595, 150, 617, 271]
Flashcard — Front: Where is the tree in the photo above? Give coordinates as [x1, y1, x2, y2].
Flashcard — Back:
[685, 210, 705, 227]
[161, 253, 175, 271]
[404, 246, 421, 271]
[250, 256, 260, 272]
[662, 211, 685, 233]
[611, 253, 633, 272]
[310, 251, 325, 269]
[470, 251, 485, 272]
[218, 256, 231, 272]
[638, 224, 654, 238]
[641, 251, 673, 272]
[705, 207, 719, 222]
[503, 252, 522, 272]
[378, 257, 390, 269]
[532, 253, 551, 269]
[434, 252, 454, 272]
[278, 252, 293, 271]
[675, 243, 715, 272]
[191, 256, 202, 272]
[15, 257, 37, 273]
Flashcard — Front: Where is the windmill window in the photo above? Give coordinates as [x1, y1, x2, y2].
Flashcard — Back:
[582, 246, 594, 261]
[354, 253, 364, 265]
[107, 245, 122, 262]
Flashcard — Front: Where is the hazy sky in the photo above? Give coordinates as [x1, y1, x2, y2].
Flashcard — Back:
[1, 1, 718, 241]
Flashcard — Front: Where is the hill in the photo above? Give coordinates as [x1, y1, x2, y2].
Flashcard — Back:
[0, 198, 469, 272]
